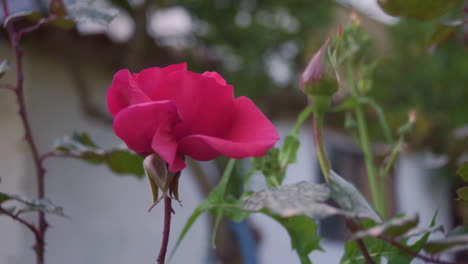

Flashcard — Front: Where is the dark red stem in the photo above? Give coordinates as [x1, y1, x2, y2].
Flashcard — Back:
[1, 1, 57, 263]
[355, 238, 375, 264]
[157, 197, 173, 264]
[0, 206, 43, 244]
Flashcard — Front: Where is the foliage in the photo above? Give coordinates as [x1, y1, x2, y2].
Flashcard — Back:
[0, 192, 66, 218]
[54, 132, 144, 178]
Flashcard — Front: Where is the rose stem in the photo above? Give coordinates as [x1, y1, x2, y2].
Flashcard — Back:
[157, 197, 173, 264]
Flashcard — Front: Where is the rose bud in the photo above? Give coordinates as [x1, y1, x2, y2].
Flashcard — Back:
[300, 38, 338, 113]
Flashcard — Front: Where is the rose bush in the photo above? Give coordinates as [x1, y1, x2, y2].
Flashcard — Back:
[107, 63, 279, 172]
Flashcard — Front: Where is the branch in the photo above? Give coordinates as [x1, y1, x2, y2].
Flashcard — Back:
[348, 219, 463, 264]
[378, 235, 465, 264]
[1, 1, 57, 263]
[355, 238, 375, 264]
[0, 206, 43, 247]
[346, 219, 375, 264]
[40, 151, 83, 162]
[16, 14, 58, 39]
[0, 83, 16, 91]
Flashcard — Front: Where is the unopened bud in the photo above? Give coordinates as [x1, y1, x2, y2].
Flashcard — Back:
[300, 39, 338, 113]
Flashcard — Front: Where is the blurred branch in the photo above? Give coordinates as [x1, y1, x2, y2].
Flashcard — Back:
[1, 1, 58, 263]
[0, 206, 42, 242]
[0, 83, 15, 90]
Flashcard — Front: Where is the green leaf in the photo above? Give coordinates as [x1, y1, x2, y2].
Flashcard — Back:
[424, 234, 468, 254]
[251, 148, 282, 187]
[279, 134, 300, 168]
[241, 181, 339, 219]
[426, 23, 456, 47]
[270, 214, 321, 264]
[456, 187, 468, 202]
[110, 0, 134, 16]
[0, 192, 66, 217]
[329, 171, 382, 222]
[0, 60, 10, 78]
[386, 209, 441, 264]
[67, 0, 118, 25]
[353, 215, 419, 239]
[447, 225, 468, 236]
[457, 162, 468, 182]
[0, 192, 11, 203]
[106, 150, 144, 177]
[377, 0, 460, 20]
[341, 237, 387, 264]
[333, 97, 358, 112]
[54, 132, 144, 178]
[169, 202, 212, 260]
[170, 159, 237, 258]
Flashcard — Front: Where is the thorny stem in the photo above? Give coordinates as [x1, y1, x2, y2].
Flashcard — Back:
[312, 113, 330, 183]
[0, 206, 42, 243]
[157, 197, 173, 264]
[1, 1, 57, 263]
[346, 61, 386, 219]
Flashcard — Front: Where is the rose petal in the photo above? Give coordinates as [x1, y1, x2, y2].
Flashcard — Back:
[113, 101, 180, 153]
[202, 71, 227, 86]
[152, 120, 186, 173]
[136, 63, 187, 98]
[178, 96, 279, 160]
[107, 69, 151, 116]
[155, 71, 235, 138]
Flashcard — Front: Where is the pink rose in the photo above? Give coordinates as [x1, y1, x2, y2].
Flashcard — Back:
[107, 63, 279, 172]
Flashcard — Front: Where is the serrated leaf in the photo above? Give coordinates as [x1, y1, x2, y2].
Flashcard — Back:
[241, 181, 339, 219]
[251, 148, 282, 187]
[424, 234, 468, 254]
[426, 23, 456, 47]
[270, 214, 321, 264]
[329, 170, 382, 222]
[353, 215, 419, 239]
[457, 162, 468, 182]
[0, 60, 10, 78]
[67, 0, 118, 25]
